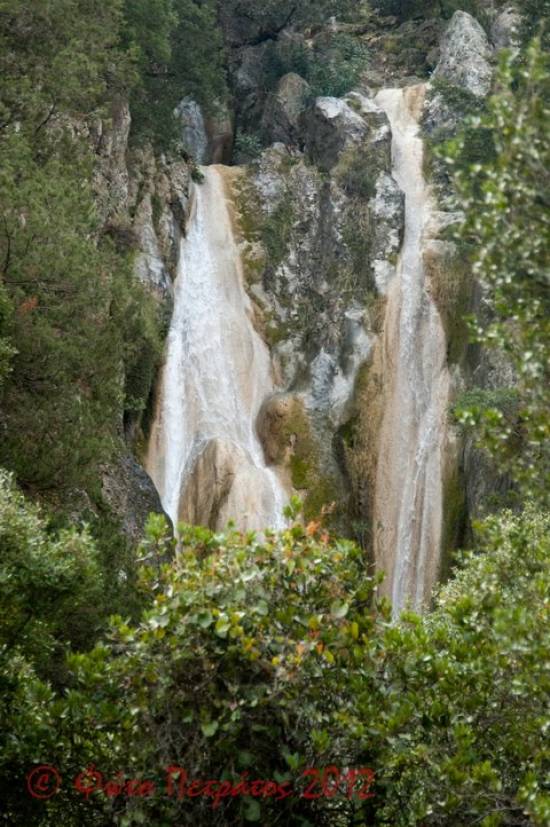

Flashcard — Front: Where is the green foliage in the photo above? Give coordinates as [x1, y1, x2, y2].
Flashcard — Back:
[424, 80, 494, 195]
[351, 506, 550, 826]
[0, 0, 133, 134]
[308, 34, 369, 99]
[127, 0, 227, 147]
[9, 504, 546, 825]
[0, 281, 15, 387]
[69, 515, 381, 825]
[451, 387, 521, 423]
[190, 163, 206, 183]
[430, 78, 486, 121]
[0, 0, 166, 493]
[0, 470, 103, 672]
[222, 0, 365, 35]
[373, 0, 440, 19]
[374, 0, 492, 26]
[0, 472, 152, 825]
[266, 32, 368, 99]
[234, 131, 263, 162]
[445, 42, 550, 506]
[520, 0, 550, 48]
[0, 134, 148, 491]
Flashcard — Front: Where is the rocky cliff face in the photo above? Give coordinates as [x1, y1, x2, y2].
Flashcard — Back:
[86, 98, 197, 538]
[95, 4, 520, 547]
[220, 7, 517, 553]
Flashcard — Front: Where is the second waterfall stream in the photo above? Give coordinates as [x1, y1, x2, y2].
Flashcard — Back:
[146, 165, 287, 533]
[373, 84, 450, 618]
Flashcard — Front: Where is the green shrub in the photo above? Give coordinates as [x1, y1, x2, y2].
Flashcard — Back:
[446, 42, 550, 504]
[352, 506, 550, 826]
[2, 498, 549, 826]
[451, 387, 521, 424]
[233, 132, 264, 163]
[71, 507, 382, 825]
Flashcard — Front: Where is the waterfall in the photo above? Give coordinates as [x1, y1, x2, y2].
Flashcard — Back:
[373, 85, 450, 618]
[146, 165, 287, 533]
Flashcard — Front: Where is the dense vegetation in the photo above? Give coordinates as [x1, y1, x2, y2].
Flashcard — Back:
[0, 1, 548, 826]
[450, 42, 550, 508]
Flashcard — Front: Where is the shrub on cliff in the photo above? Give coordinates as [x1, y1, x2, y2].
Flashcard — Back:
[447, 41, 550, 507]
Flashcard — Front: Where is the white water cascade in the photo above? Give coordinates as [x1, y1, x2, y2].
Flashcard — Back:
[146, 165, 287, 532]
[373, 85, 450, 618]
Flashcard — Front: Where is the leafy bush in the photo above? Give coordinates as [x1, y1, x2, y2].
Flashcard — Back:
[69, 503, 382, 825]
[0, 471, 103, 671]
[352, 506, 550, 826]
[267, 32, 368, 99]
[451, 387, 520, 425]
[233, 132, 264, 163]
[2, 496, 549, 826]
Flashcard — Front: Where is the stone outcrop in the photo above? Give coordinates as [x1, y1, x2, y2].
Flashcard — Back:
[101, 454, 169, 545]
[92, 97, 132, 223]
[262, 73, 312, 146]
[230, 82, 404, 530]
[369, 172, 404, 293]
[129, 149, 191, 304]
[177, 438, 284, 532]
[89, 97, 196, 540]
[175, 97, 209, 163]
[302, 96, 370, 171]
[434, 11, 493, 97]
[177, 438, 239, 529]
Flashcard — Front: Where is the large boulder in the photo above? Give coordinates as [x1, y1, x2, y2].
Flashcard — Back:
[434, 11, 493, 97]
[261, 72, 312, 146]
[302, 96, 370, 171]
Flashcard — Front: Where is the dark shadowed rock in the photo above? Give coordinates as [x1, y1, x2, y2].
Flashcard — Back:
[175, 97, 209, 164]
[262, 73, 312, 145]
[101, 454, 170, 545]
[302, 96, 370, 171]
